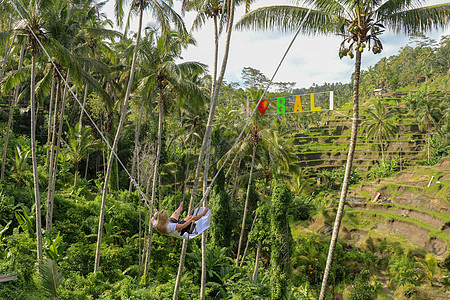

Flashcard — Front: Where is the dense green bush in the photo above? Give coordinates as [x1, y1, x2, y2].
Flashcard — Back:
[209, 170, 232, 248]
[270, 183, 293, 299]
[347, 270, 377, 300]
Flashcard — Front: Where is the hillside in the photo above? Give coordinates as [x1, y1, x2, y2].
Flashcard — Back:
[294, 89, 449, 175]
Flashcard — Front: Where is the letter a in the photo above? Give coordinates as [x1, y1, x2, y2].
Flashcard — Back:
[310, 93, 321, 111]
[277, 97, 286, 115]
[294, 95, 303, 113]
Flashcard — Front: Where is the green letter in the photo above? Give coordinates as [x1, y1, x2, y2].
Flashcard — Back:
[277, 97, 286, 115]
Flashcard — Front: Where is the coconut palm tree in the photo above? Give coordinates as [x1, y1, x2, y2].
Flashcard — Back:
[135, 31, 207, 275]
[363, 98, 398, 164]
[236, 1, 450, 298]
[11, 0, 54, 264]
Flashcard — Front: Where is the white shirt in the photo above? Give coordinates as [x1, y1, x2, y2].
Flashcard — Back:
[152, 220, 181, 238]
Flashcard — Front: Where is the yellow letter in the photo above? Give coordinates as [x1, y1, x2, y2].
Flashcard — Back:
[294, 95, 303, 113]
[310, 93, 321, 111]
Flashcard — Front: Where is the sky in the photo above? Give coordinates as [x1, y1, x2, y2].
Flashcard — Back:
[101, 0, 450, 89]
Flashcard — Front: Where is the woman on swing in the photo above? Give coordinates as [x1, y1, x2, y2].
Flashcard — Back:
[151, 200, 209, 238]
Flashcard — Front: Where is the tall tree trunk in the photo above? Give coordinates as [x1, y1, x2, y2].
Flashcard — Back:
[252, 241, 261, 282]
[1, 44, 25, 180]
[200, 16, 218, 284]
[173, 2, 236, 299]
[240, 212, 257, 266]
[46, 72, 69, 233]
[94, 4, 143, 273]
[30, 51, 43, 263]
[319, 48, 361, 300]
[181, 134, 194, 203]
[143, 92, 164, 275]
[46, 76, 55, 165]
[129, 101, 145, 192]
[236, 143, 256, 266]
[79, 67, 90, 127]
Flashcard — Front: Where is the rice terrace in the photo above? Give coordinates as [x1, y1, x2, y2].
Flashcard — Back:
[0, 0, 449, 299]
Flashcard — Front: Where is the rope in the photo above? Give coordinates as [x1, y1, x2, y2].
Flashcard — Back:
[8, 0, 156, 212]
[198, 8, 313, 205]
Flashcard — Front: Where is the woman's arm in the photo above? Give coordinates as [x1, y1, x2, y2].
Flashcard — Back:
[150, 212, 158, 227]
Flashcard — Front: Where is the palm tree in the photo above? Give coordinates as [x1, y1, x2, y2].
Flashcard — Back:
[11, 0, 53, 264]
[136, 31, 207, 275]
[236, 1, 450, 298]
[415, 95, 439, 164]
[363, 98, 398, 164]
[63, 122, 104, 190]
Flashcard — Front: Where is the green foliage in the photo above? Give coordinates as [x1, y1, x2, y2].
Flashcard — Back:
[43, 231, 67, 262]
[210, 170, 232, 248]
[389, 253, 420, 288]
[39, 258, 64, 299]
[289, 194, 312, 221]
[15, 206, 34, 238]
[347, 270, 376, 300]
[368, 159, 400, 180]
[186, 244, 234, 284]
[320, 167, 361, 190]
[416, 253, 439, 284]
[249, 203, 270, 244]
[270, 183, 293, 299]
[1, 231, 36, 283]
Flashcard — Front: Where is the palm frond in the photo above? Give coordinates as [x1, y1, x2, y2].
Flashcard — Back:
[0, 66, 31, 96]
[39, 258, 63, 299]
[380, 3, 450, 33]
[235, 6, 336, 35]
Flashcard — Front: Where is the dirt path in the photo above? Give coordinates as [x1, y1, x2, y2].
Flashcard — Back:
[375, 270, 393, 298]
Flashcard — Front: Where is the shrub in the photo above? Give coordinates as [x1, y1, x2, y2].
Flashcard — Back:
[270, 183, 293, 299]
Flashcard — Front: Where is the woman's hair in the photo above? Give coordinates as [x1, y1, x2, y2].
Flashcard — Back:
[155, 210, 169, 234]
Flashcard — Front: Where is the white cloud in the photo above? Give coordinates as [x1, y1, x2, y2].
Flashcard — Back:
[101, 0, 450, 89]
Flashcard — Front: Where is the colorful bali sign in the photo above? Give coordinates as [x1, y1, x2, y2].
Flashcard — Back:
[247, 91, 334, 117]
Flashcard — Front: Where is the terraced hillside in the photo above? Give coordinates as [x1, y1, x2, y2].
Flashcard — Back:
[309, 158, 450, 259]
[294, 91, 448, 174]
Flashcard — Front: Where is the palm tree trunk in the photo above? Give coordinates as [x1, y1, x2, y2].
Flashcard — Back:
[236, 142, 256, 266]
[427, 128, 430, 164]
[46, 72, 69, 233]
[1, 44, 25, 180]
[94, 3, 143, 273]
[30, 51, 43, 263]
[319, 48, 361, 300]
[173, 2, 236, 298]
[143, 93, 163, 275]
[200, 16, 218, 290]
[46, 76, 55, 165]
[129, 101, 145, 192]
[74, 163, 79, 190]
[240, 212, 257, 266]
[79, 67, 90, 127]
[181, 134, 194, 203]
[252, 241, 261, 282]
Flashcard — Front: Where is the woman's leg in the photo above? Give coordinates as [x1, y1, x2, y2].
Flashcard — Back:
[170, 200, 184, 220]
